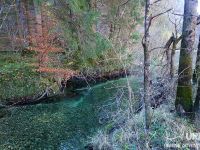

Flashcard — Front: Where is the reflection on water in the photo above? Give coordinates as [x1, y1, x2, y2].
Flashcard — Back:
[0, 77, 140, 149]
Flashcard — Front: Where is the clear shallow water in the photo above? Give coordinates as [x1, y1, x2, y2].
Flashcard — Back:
[0, 77, 140, 150]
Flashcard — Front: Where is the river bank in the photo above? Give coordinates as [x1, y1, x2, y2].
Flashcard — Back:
[0, 51, 139, 106]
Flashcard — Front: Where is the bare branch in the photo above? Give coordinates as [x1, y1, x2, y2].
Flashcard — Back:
[164, 34, 174, 49]
[175, 35, 183, 45]
[151, 9, 172, 20]
[142, 9, 172, 45]
[172, 12, 199, 18]
[150, 0, 162, 5]
[118, 0, 131, 8]
[197, 16, 200, 25]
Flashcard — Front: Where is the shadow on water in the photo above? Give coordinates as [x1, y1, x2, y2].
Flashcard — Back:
[0, 77, 141, 150]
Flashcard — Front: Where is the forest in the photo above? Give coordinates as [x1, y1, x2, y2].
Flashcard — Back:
[0, 0, 200, 149]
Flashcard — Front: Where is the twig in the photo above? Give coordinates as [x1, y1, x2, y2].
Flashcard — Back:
[150, 0, 162, 5]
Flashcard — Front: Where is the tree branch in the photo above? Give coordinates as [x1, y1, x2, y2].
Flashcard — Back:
[142, 9, 172, 45]
[151, 9, 172, 20]
[150, 0, 162, 5]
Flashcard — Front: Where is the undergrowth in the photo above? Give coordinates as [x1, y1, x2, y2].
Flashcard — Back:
[0, 52, 57, 103]
[90, 98, 198, 150]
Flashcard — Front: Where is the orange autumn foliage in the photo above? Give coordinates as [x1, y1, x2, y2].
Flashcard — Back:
[27, 7, 76, 81]
[37, 67, 77, 80]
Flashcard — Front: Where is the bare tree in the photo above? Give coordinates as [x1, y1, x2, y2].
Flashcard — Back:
[142, 0, 172, 130]
[142, 0, 151, 131]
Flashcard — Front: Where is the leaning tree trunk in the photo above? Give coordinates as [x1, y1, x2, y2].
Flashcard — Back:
[170, 35, 182, 79]
[165, 34, 174, 77]
[143, 0, 151, 130]
[170, 41, 176, 78]
[176, 0, 198, 112]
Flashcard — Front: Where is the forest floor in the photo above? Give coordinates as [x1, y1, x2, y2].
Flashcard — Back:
[90, 101, 200, 150]
[0, 52, 53, 104]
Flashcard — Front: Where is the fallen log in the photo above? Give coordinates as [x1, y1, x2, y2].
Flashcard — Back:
[5, 88, 58, 107]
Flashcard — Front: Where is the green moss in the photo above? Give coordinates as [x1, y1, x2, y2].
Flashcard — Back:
[176, 48, 193, 112]
[0, 52, 53, 102]
[175, 86, 193, 112]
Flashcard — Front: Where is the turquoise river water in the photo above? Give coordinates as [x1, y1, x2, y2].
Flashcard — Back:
[0, 77, 140, 150]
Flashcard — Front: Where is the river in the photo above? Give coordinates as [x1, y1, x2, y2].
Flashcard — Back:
[0, 77, 141, 150]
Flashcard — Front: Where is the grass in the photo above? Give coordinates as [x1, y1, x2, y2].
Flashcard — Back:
[89, 100, 198, 150]
[0, 52, 53, 103]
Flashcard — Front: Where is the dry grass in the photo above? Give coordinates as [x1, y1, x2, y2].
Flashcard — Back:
[89, 95, 197, 150]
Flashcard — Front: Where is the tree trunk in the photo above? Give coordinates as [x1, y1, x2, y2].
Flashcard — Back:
[165, 34, 174, 78]
[16, 0, 29, 47]
[33, 0, 42, 36]
[170, 35, 182, 79]
[15, 0, 23, 48]
[176, 0, 198, 112]
[170, 42, 176, 78]
[194, 36, 200, 111]
[143, 0, 151, 130]
[24, 0, 36, 46]
[41, 3, 48, 37]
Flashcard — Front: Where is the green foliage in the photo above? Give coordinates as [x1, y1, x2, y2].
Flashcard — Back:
[150, 122, 166, 147]
[131, 32, 141, 43]
[68, 0, 88, 12]
[52, 0, 143, 73]
[1, 0, 144, 101]
[176, 86, 193, 112]
[54, 0, 112, 70]
[0, 53, 44, 102]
